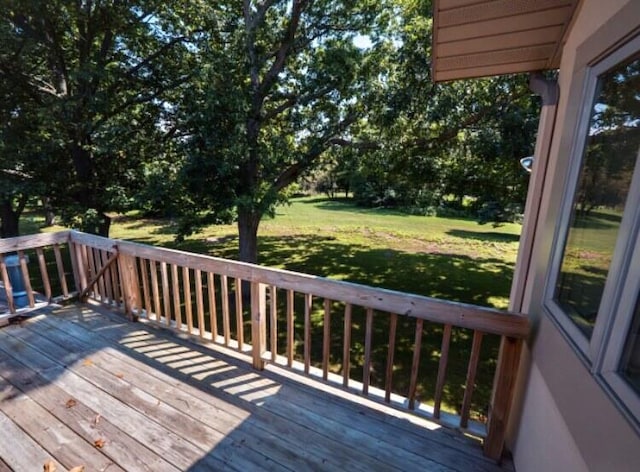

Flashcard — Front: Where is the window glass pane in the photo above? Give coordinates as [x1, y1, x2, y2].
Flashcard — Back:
[555, 54, 640, 339]
[620, 297, 640, 394]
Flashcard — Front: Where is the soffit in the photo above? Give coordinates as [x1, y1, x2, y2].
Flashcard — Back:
[432, 0, 582, 82]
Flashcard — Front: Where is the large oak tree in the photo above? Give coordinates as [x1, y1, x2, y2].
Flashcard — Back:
[177, 0, 386, 263]
[0, 0, 197, 235]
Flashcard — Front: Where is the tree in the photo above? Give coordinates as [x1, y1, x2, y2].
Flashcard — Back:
[177, 0, 387, 263]
[331, 0, 538, 219]
[0, 1, 197, 236]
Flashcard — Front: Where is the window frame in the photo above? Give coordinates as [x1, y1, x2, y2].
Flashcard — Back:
[543, 33, 640, 424]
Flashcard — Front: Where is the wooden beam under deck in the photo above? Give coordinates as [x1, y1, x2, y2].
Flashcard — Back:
[0, 304, 514, 472]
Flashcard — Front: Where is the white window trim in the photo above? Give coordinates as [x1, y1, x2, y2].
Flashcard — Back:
[543, 34, 640, 425]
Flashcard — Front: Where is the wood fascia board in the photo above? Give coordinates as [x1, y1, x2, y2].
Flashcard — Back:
[548, 0, 584, 68]
[435, 60, 549, 82]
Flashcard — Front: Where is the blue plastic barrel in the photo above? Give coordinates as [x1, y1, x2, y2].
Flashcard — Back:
[4, 255, 29, 308]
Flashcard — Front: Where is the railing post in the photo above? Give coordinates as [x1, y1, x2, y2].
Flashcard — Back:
[484, 336, 523, 461]
[0, 254, 16, 314]
[69, 241, 87, 295]
[251, 281, 267, 370]
[117, 250, 140, 321]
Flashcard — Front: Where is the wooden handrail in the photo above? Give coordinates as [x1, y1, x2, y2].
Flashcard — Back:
[68, 231, 529, 338]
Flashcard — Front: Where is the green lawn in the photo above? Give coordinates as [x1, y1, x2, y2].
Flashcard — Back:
[108, 196, 522, 309]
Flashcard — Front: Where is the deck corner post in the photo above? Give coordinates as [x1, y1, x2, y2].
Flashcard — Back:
[484, 336, 523, 461]
[0, 254, 16, 314]
[117, 250, 140, 322]
[69, 242, 87, 295]
[251, 281, 267, 370]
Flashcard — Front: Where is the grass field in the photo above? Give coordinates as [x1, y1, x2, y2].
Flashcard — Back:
[106, 196, 522, 309]
[26, 196, 523, 419]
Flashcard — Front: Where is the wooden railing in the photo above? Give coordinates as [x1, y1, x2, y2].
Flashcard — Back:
[0, 230, 529, 460]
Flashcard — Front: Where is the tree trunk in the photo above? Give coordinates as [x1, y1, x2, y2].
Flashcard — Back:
[42, 196, 56, 226]
[97, 212, 111, 237]
[237, 208, 261, 264]
[0, 200, 21, 238]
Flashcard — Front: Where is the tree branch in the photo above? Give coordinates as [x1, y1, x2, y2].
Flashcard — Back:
[270, 113, 357, 193]
[256, 0, 309, 101]
[263, 85, 335, 122]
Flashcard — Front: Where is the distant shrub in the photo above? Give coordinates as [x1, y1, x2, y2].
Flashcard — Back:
[477, 201, 523, 226]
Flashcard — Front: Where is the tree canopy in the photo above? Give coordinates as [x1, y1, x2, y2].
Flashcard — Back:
[0, 0, 540, 262]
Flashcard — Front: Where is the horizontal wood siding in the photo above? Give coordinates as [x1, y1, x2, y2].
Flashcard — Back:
[432, 0, 580, 81]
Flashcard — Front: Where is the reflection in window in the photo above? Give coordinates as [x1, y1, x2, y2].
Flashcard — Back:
[555, 54, 640, 339]
[621, 297, 640, 395]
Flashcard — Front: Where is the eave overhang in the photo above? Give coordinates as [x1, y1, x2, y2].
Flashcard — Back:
[432, 0, 582, 82]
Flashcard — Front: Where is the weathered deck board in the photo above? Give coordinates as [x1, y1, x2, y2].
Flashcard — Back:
[0, 410, 65, 472]
[22, 309, 422, 471]
[39, 308, 469, 471]
[0, 304, 514, 471]
[0, 377, 119, 472]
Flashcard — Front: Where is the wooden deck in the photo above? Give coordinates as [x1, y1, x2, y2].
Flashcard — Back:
[0, 303, 514, 471]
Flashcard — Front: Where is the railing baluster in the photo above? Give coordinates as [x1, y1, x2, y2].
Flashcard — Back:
[270, 285, 277, 362]
[35, 248, 51, 301]
[342, 303, 352, 387]
[18, 250, 34, 307]
[322, 298, 331, 381]
[171, 264, 181, 330]
[94, 248, 107, 302]
[53, 244, 69, 298]
[84, 245, 96, 299]
[287, 289, 294, 367]
[149, 260, 161, 325]
[160, 261, 170, 325]
[100, 250, 114, 304]
[251, 282, 266, 370]
[207, 272, 217, 341]
[195, 269, 205, 339]
[139, 258, 152, 319]
[363, 307, 374, 395]
[0, 254, 16, 314]
[110, 248, 120, 306]
[384, 313, 398, 403]
[304, 293, 312, 375]
[460, 330, 484, 428]
[408, 318, 424, 410]
[434, 324, 453, 419]
[235, 278, 244, 350]
[129, 254, 141, 314]
[183, 266, 193, 334]
[221, 275, 230, 347]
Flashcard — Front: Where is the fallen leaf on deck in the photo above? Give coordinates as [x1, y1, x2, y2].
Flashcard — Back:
[115, 373, 124, 379]
[94, 438, 106, 448]
[69, 466, 85, 472]
[94, 414, 101, 425]
[43, 460, 56, 471]
[82, 359, 94, 366]
[65, 399, 77, 408]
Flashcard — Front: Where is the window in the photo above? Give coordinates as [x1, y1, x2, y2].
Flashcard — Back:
[547, 36, 640, 424]
[554, 52, 640, 340]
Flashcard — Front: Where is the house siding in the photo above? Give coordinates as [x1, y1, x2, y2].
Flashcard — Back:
[511, 0, 640, 471]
